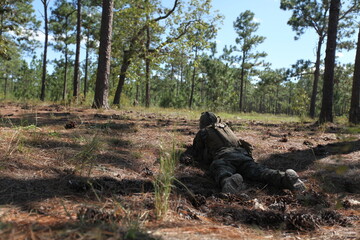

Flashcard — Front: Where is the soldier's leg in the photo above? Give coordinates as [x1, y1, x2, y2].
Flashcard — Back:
[237, 159, 283, 185]
[210, 158, 245, 194]
[210, 147, 268, 184]
[209, 156, 237, 185]
[213, 148, 305, 191]
[237, 157, 305, 191]
[210, 148, 247, 193]
[210, 148, 281, 184]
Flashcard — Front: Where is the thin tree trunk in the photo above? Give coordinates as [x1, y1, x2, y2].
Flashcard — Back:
[113, 50, 131, 105]
[189, 47, 198, 109]
[309, 36, 324, 118]
[145, 58, 151, 107]
[73, 0, 82, 99]
[135, 83, 139, 103]
[4, 76, 7, 98]
[349, 27, 360, 124]
[145, 19, 151, 108]
[112, 0, 180, 106]
[189, 65, 196, 109]
[63, 45, 68, 101]
[40, 0, 49, 101]
[239, 54, 246, 112]
[260, 94, 264, 113]
[92, 0, 114, 109]
[319, 0, 340, 124]
[84, 33, 90, 97]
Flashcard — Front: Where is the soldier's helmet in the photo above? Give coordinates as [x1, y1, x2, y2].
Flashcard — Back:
[199, 112, 218, 129]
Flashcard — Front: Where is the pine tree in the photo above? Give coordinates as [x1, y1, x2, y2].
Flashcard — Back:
[92, 0, 114, 109]
[319, 0, 341, 124]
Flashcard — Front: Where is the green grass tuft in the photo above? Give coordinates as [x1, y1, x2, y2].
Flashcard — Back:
[71, 134, 102, 177]
[153, 142, 178, 219]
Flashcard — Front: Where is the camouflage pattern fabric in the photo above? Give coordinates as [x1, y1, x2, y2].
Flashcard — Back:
[210, 147, 283, 186]
[193, 123, 284, 187]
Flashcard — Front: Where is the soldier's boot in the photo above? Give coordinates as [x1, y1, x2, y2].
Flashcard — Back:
[281, 169, 306, 191]
[221, 173, 246, 194]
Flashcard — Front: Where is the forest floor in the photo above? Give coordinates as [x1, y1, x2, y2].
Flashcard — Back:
[0, 102, 359, 240]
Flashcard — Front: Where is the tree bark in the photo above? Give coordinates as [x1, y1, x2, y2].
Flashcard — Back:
[349, 27, 360, 124]
[309, 36, 325, 118]
[319, 0, 340, 124]
[92, 0, 114, 109]
[40, 0, 49, 101]
[288, 85, 293, 115]
[189, 47, 198, 109]
[189, 64, 196, 109]
[73, 0, 81, 100]
[84, 31, 89, 97]
[4, 76, 7, 98]
[145, 19, 151, 108]
[239, 53, 246, 112]
[113, 50, 131, 105]
[145, 58, 151, 107]
[135, 82, 139, 103]
[62, 44, 68, 101]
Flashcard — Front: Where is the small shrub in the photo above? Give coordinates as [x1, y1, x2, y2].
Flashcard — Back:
[153, 143, 178, 219]
[1, 129, 24, 162]
[71, 134, 102, 177]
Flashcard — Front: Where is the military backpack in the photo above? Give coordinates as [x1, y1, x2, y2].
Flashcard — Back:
[203, 122, 253, 160]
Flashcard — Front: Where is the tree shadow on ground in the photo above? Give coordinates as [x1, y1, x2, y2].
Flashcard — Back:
[257, 139, 360, 194]
[259, 140, 360, 172]
[0, 175, 153, 209]
[0, 112, 137, 130]
[207, 205, 352, 232]
[0, 219, 159, 240]
[0, 113, 71, 128]
[24, 138, 82, 149]
[314, 168, 360, 193]
[175, 175, 218, 197]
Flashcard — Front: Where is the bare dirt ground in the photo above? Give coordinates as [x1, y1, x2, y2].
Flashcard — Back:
[0, 102, 359, 240]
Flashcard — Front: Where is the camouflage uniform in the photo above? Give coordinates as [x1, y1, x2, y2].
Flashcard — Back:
[192, 123, 284, 187]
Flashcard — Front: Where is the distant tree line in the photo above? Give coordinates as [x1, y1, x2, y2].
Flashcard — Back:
[0, 0, 360, 124]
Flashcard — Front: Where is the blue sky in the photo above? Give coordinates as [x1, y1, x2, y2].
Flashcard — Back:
[31, 0, 357, 70]
[211, 0, 356, 69]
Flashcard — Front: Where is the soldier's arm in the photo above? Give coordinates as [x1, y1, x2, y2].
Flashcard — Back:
[179, 144, 195, 165]
[193, 130, 206, 162]
[239, 139, 254, 157]
[179, 130, 204, 165]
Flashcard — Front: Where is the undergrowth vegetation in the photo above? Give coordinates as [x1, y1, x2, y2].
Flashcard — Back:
[71, 134, 102, 177]
[153, 143, 178, 219]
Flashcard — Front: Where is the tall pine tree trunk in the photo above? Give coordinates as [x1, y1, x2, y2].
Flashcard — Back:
[189, 47, 198, 109]
[92, 0, 114, 109]
[40, 0, 49, 101]
[135, 83, 139, 103]
[349, 27, 360, 124]
[145, 58, 151, 107]
[239, 54, 246, 112]
[4, 76, 7, 98]
[319, 0, 340, 124]
[73, 0, 81, 100]
[62, 46, 68, 101]
[84, 33, 90, 97]
[113, 50, 131, 105]
[309, 36, 325, 118]
[145, 21, 151, 108]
